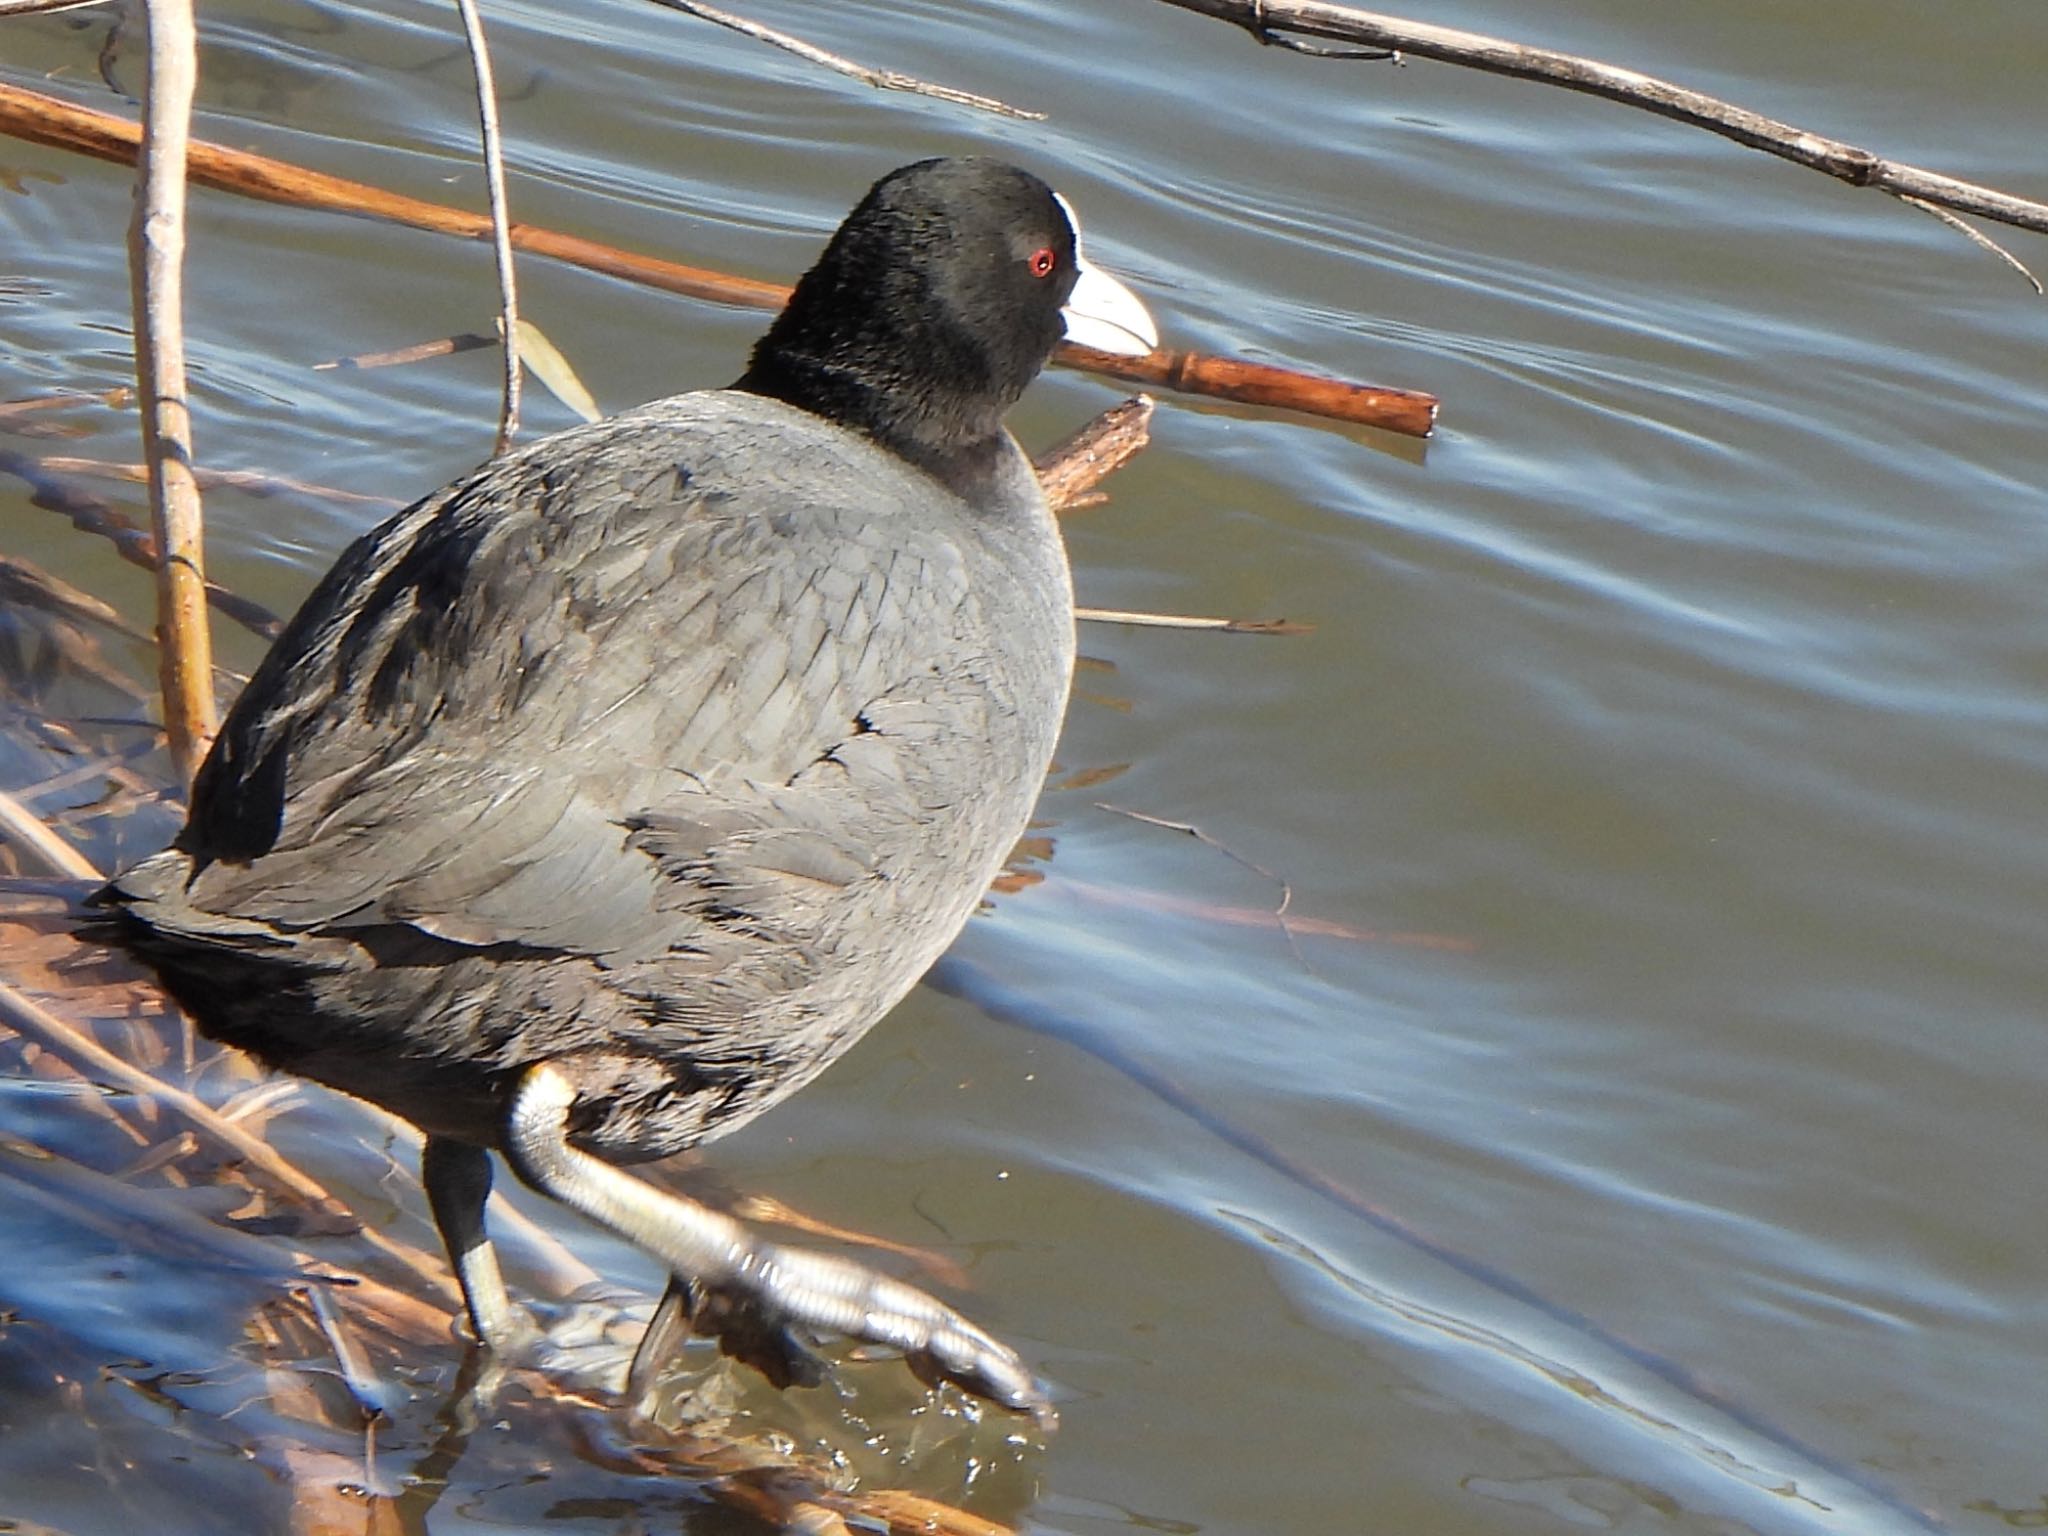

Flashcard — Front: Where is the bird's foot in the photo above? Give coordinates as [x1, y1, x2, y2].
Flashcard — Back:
[680, 1243, 1055, 1428]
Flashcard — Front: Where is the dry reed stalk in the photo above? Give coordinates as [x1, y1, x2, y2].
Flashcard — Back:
[0, 80, 1439, 435]
[127, 0, 216, 786]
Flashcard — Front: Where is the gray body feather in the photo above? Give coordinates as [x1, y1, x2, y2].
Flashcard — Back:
[107, 390, 1073, 1161]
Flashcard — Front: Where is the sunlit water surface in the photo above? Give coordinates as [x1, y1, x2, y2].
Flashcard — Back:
[4, 1, 2047, 1532]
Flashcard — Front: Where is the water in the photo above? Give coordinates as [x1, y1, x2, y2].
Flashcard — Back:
[4, 0, 2047, 1530]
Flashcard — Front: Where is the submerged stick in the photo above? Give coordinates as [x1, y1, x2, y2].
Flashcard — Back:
[0, 446, 286, 639]
[37, 453, 400, 509]
[0, 787, 101, 880]
[0, 976, 339, 1215]
[126, 0, 216, 785]
[0, 81, 1438, 436]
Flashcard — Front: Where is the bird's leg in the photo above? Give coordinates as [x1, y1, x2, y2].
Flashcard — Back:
[503, 1060, 1055, 1427]
[421, 1135, 522, 1352]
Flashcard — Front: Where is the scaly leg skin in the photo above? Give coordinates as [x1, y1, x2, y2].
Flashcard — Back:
[505, 1061, 1056, 1428]
[421, 1134, 523, 1352]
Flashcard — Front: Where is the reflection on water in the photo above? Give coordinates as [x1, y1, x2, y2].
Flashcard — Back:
[6, 0, 2048, 1531]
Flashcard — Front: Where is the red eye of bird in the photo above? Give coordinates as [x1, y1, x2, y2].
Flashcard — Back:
[1027, 246, 1057, 278]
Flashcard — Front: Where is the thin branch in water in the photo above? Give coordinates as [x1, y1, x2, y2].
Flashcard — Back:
[1894, 194, 2042, 294]
[451, 0, 521, 451]
[127, 0, 216, 786]
[316, 326, 602, 423]
[1093, 801, 1310, 973]
[1045, 870, 1475, 950]
[1158, 0, 2048, 249]
[1062, 339, 1437, 436]
[38, 454, 402, 509]
[646, 0, 1044, 120]
[1076, 605, 1310, 635]
[213, 1077, 303, 1127]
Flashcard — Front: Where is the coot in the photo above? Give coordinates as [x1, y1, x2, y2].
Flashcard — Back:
[98, 158, 1157, 1423]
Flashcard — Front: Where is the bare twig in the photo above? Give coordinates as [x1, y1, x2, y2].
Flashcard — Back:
[646, 0, 1043, 120]
[0, 81, 780, 306]
[127, 0, 216, 786]
[1897, 196, 2042, 294]
[1159, 0, 2048, 256]
[0, 82, 1436, 432]
[0, 0, 114, 14]
[451, 0, 521, 451]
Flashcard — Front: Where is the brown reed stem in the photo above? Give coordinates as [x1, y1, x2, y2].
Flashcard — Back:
[127, 0, 217, 787]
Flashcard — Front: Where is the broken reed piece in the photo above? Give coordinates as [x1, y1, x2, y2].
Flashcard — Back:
[1034, 394, 1156, 513]
[0, 81, 1439, 438]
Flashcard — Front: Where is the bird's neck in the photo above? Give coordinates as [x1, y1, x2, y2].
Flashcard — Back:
[734, 349, 1019, 504]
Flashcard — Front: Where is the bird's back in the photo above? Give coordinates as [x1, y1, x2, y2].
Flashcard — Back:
[104, 390, 1075, 1156]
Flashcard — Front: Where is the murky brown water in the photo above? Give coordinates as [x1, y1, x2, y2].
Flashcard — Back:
[5, 1, 2048, 1531]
